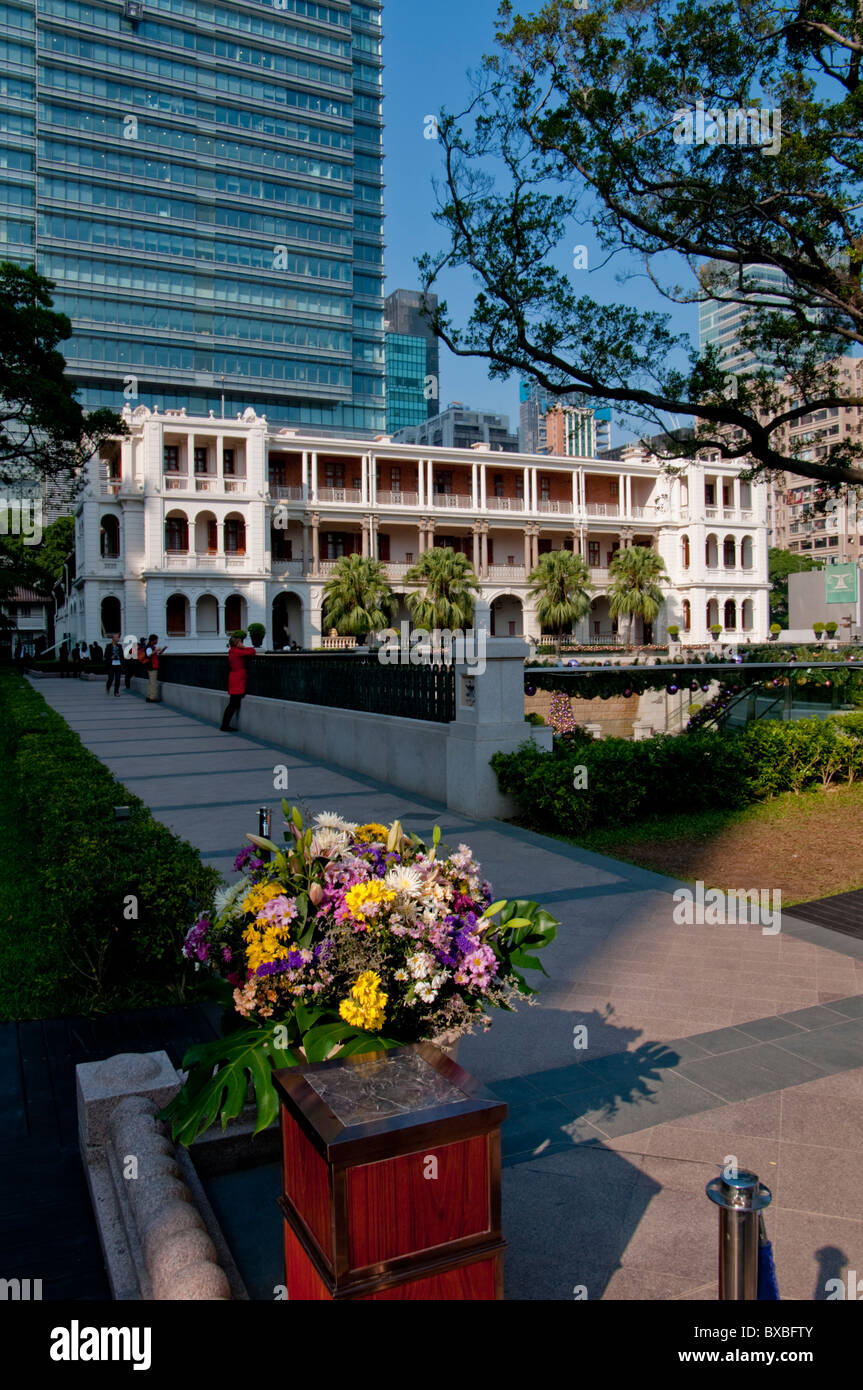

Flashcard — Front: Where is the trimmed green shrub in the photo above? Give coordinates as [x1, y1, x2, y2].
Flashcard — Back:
[492, 714, 863, 837]
[0, 673, 219, 1010]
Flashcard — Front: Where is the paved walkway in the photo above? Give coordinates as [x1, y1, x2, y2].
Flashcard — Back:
[27, 675, 863, 1300]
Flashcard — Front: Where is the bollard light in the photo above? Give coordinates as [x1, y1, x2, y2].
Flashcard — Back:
[706, 1169, 772, 1300]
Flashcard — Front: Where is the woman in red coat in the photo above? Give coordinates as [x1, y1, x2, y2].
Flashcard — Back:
[220, 634, 256, 731]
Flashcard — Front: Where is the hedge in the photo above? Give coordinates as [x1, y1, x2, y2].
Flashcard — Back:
[491, 714, 863, 838]
[0, 672, 219, 1011]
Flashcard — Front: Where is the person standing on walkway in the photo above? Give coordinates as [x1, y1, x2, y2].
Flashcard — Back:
[59, 641, 69, 677]
[220, 634, 256, 731]
[145, 633, 165, 702]
[71, 642, 82, 678]
[105, 635, 123, 696]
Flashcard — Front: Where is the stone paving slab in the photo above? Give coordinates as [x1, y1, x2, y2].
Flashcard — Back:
[27, 676, 863, 1301]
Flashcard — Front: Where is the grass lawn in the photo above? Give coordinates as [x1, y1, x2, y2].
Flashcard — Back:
[558, 782, 863, 906]
[0, 750, 66, 1018]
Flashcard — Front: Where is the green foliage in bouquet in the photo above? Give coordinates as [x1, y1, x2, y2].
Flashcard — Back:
[162, 806, 558, 1144]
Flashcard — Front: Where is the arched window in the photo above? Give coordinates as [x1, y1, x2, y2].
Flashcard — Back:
[705, 534, 719, 568]
[196, 594, 219, 636]
[723, 535, 736, 568]
[724, 599, 737, 630]
[742, 598, 754, 631]
[681, 534, 690, 569]
[166, 593, 189, 636]
[194, 511, 218, 555]
[100, 595, 121, 635]
[225, 594, 247, 632]
[165, 512, 189, 553]
[682, 599, 691, 632]
[706, 598, 720, 628]
[100, 515, 120, 558]
[741, 535, 754, 569]
[224, 514, 246, 555]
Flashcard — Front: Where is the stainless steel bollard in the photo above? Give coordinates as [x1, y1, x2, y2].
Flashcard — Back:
[706, 1169, 772, 1300]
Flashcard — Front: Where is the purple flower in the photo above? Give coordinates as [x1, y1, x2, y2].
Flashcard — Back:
[287, 950, 304, 970]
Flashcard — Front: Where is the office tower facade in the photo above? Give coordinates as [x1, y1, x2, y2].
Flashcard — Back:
[384, 288, 439, 433]
[0, 0, 385, 434]
[697, 261, 792, 375]
[545, 406, 597, 459]
[392, 405, 519, 453]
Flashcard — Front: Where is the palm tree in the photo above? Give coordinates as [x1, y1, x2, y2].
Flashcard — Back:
[607, 546, 667, 648]
[403, 546, 479, 630]
[321, 554, 396, 642]
[527, 549, 593, 654]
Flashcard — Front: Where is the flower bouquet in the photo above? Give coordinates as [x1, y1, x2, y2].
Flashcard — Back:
[162, 805, 558, 1145]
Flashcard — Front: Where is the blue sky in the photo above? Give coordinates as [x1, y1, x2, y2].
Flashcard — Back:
[381, 0, 699, 441]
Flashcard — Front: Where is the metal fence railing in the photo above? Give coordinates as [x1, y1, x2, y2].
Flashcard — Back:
[158, 652, 457, 724]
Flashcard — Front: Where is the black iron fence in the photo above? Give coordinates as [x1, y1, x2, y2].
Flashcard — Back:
[159, 652, 457, 724]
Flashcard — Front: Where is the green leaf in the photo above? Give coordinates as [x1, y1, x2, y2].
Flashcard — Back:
[159, 1021, 297, 1146]
[432, 825, 441, 845]
[481, 899, 507, 918]
[281, 798, 292, 822]
[302, 1019, 352, 1062]
[291, 805, 304, 831]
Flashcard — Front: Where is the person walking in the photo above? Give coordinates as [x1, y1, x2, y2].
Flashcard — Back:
[105, 635, 123, 696]
[145, 634, 165, 703]
[220, 634, 256, 731]
[123, 638, 138, 690]
[59, 641, 69, 678]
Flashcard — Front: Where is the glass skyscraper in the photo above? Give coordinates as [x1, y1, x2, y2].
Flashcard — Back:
[0, 0, 385, 434]
[384, 288, 439, 433]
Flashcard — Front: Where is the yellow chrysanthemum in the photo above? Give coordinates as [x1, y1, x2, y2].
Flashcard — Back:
[242, 881, 285, 916]
[344, 879, 396, 925]
[243, 921, 293, 974]
[353, 822, 389, 844]
[339, 970, 388, 1032]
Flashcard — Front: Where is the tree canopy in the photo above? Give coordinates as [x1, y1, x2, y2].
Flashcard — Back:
[527, 547, 593, 648]
[419, 0, 863, 488]
[0, 262, 125, 492]
[404, 546, 479, 629]
[321, 554, 396, 639]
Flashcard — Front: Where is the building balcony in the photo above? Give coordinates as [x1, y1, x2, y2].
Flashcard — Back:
[431, 492, 473, 510]
[318, 487, 362, 505]
[163, 553, 250, 571]
[584, 503, 620, 517]
[486, 497, 526, 511]
[487, 564, 527, 581]
[273, 559, 303, 575]
[378, 490, 419, 507]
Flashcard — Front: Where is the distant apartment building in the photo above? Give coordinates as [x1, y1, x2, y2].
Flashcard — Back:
[0, 0, 385, 434]
[53, 404, 770, 650]
[392, 405, 519, 454]
[518, 380, 611, 454]
[767, 357, 863, 559]
[384, 289, 440, 434]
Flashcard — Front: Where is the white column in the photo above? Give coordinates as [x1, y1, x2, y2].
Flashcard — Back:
[733, 476, 741, 516]
[427, 458, 434, 504]
[480, 464, 487, 510]
[361, 453, 369, 505]
[572, 470, 579, 515]
[523, 466, 530, 511]
[530, 468, 538, 512]
[618, 474, 625, 515]
[625, 474, 632, 516]
[471, 462, 478, 508]
[188, 433, 195, 479]
[418, 459, 425, 507]
[309, 452, 318, 502]
[301, 451, 309, 497]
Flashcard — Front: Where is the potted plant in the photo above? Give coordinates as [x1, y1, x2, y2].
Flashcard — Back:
[825, 621, 838, 640]
[230, 628, 247, 641]
[163, 807, 559, 1144]
[248, 622, 266, 649]
[769, 622, 781, 641]
[813, 622, 825, 641]
[709, 624, 722, 640]
[667, 625, 680, 640]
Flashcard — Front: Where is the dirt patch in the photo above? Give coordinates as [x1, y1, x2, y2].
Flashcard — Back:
[585, 786, 863, 905]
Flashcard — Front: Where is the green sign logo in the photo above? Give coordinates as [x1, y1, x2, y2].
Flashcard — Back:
[826, 563, 858, 604]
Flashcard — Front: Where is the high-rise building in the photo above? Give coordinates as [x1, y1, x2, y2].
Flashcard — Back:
[384, 288, 439, 433]
[698, 261, 792, 375]
[518, 381, 611, 454]
[0, 0, 385, 435]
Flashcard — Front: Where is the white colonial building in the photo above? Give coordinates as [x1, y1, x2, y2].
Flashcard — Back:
[54, 404, 771, 650]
